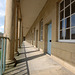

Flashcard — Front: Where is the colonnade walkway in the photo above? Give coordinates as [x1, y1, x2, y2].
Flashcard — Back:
[4, 41, 75, 75]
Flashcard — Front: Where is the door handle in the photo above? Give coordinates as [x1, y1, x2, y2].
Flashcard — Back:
[49, 40, 51, 42]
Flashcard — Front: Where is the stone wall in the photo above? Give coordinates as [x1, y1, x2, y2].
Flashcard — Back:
[25, 0, 75, 66]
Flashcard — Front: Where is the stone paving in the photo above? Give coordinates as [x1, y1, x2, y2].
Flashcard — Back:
[4, 41, 75, 75]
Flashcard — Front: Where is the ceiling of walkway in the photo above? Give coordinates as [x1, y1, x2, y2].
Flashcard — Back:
[20, 0, 47, 36]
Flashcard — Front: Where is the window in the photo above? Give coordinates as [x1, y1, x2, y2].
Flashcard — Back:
[40, 19, 43, 41]
[59, 0, 75, 42]
[34, 28, 35, 41]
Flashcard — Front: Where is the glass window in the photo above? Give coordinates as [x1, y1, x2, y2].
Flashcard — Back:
[41, 31, 43, 36]
[65, 29, 70, 39]
[71, 27, 75, 39]
[71, 14, 75, 27]
[71, 2, 75, 14]
[65, 17, 70, 28]
[40, 19, 43, 41]
[34, 28, 35, 41]
[65, 6, 70, 17]
[59, 0, 75, 42]
[60, 11, 64, 20]
[60, 1, 64, 10]
[60, 20, 64, 30]
[65, 0, 70, 7]
[60, 31, 64, 39]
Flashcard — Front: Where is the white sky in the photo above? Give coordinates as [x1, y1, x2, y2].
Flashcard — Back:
[0, 0, 6, 33]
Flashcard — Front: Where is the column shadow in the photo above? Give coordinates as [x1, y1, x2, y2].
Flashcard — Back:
[4, 43, 45, 75]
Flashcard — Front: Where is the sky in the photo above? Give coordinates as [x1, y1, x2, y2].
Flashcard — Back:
[0, 0, 6, 33]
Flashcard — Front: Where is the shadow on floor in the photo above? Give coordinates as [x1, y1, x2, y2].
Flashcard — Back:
[17, 53, 45, 63]
[4, 43, 30, 75]
[4, 43, 45, 75]
[19, 50, 39, 55]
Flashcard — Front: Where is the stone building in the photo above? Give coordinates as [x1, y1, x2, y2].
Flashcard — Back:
[2, 0, 75, 74]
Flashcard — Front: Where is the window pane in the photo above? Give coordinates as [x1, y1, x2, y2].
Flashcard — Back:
[41, 31, 43, 36]
[34, 28, 35, 40]
[60, 31, 64, 39]
[65, 6, 70, 17]
[60, 20, 64, 30]
[40, 20, 43, 41]
[60, 11, 64, 20]
[65, 17, 70, 28]
[40, 36, 42, 41]
[40, 30, 43, 40]
[41, 24, 43, 30]
[71, 14, 75, 27]
[65, 29, 70, 39]
[65, 0, 70, 7]
[71, 2, 75, 14]
[60, 1, 64, 10]
[40, 36, 41, 40]
[71, 0, 74, 2]
[71, 27, 75, 39]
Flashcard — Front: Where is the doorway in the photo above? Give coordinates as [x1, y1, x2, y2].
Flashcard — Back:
[36, 30, 38, 48]
[47, 23, 52, 55]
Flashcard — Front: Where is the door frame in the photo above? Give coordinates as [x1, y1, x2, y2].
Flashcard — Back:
[32, 33, 34, 45]
[47, 23, 52, 55]
[36, 30, 38, 48]
[44, 21, 52, 54]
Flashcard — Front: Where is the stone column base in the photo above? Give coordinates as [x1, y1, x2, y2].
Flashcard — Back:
[14, 51, 20, 56]
[6, 58, 17, 67]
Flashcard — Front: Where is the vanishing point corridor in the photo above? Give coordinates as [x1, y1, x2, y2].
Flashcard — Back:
[4, 41, 75, 75]
[0, 0, 75, 75]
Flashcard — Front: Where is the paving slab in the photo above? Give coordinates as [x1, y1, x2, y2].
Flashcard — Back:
[4, 41, 75, 75]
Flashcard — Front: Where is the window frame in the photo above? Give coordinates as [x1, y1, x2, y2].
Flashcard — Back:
[58, 0, 75, 43]
[34, 28, 35, 41]
[40, 19, 43, 41]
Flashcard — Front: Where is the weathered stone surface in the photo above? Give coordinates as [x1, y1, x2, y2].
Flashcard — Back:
[4, 41, 75, 75]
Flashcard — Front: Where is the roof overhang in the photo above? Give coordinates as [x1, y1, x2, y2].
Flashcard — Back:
[20, 0, 47, 36]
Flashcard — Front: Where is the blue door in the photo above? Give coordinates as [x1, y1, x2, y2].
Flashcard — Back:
[47, 23, 52, 55]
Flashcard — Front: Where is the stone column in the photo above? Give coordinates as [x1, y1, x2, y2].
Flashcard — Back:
[18, 19, 23, 47]
[22, 25, 23, 42]
[21, 22, 23, 45]
[15, 7, 19, 55]
[18, 20, 20, 47]
[4, 0, 16, 64]
[14, 7, 17, 54]
[19, 19, 22, 48]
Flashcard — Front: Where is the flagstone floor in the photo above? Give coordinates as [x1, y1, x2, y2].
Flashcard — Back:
[4, 41, 75, 75]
